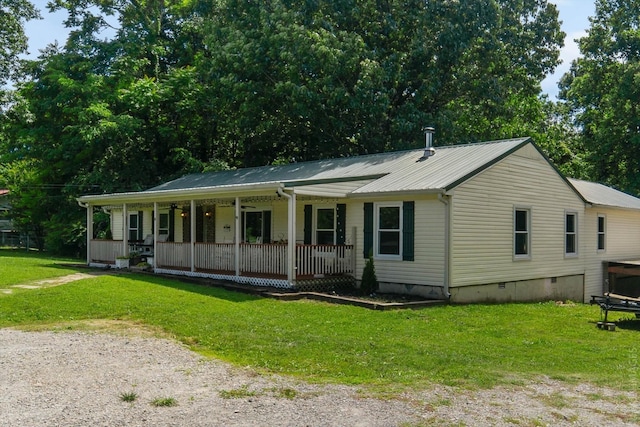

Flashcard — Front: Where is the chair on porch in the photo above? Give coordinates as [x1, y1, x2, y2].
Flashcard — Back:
[137, 234, 154, 255]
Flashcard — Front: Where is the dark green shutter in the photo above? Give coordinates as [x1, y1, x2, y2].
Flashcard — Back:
[263, 211, 272, 243]
[303, 205, 312, 244]
[168, 209, 175, 242]
[403, 201, 415, 261]
[336, 204, 346, 245]
[138, 211, 144, 241]
[363, 203, 373, 258]
[196, 206, 204, 242]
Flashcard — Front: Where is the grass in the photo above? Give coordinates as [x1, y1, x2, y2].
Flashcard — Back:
[120, 391, 138, 403]
[151, 397, 177, 407]
[0, 250, 81, 289]
[1, 250, 639, 391]
[219, 385, 258, 399]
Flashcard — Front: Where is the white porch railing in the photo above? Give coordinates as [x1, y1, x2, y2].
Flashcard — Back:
[157, 242, 191, 269]
[90, 239, 123, 263]
[240, 243, 287, 276]
[108, 239, 354, 279]
[296, 244, 355, 277]
[194, 243, 235, 272]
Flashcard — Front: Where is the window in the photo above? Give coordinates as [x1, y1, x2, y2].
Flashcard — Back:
[376, 203, 402, 258]
[597, 214, 606, 251]
[364, 202, 414, 261]
[159, 212, 169, 236]
[242, 211, 271, 243]
[514, 208, 530, 258]
[128, 212, 140, 242]
[316, 207, 335, 245]
[565, 212, 578, 256]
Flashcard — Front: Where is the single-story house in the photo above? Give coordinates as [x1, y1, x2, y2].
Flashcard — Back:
[77, 137, 640, 303]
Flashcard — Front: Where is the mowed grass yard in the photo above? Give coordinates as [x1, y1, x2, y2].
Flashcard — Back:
[1, 250, 638, 392]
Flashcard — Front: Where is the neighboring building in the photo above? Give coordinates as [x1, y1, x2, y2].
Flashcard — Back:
[0, 189, 17, 246]
[77, 137, 640, 303]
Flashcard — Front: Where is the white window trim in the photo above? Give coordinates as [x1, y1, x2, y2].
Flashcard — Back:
[564, 210, 579, 257]
[374, 202, 403, 261]
[314, 205, 336, 245]
[513, 207, 531, 260]
[597, 213, 606, 252]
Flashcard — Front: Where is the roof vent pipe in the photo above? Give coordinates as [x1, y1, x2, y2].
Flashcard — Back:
[422, 126, 436, 159]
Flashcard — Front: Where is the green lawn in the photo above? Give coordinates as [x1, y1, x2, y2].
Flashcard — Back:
[1, 250, 638, 392]
[0, 250, 82, 288]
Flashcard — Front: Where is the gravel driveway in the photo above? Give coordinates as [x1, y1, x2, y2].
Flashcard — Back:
[1, 327, 638, 426]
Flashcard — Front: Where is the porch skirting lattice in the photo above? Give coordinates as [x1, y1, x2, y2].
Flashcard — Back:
[154, 268, 294, 289]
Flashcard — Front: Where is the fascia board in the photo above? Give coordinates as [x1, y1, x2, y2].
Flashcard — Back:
[77, 182, 283, 205]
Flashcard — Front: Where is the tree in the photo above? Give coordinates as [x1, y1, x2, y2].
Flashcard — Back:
[0, 0, 40, 87]
[201, 0, 565, 166]
[560, 0, 640, 193]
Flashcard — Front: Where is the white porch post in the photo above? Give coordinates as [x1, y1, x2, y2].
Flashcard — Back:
[153, 202, 158, 268]
[287, 192, 296, 283]
[190, 199, 196, 272]
[122, 203, 128, 257]
[234, 196, 241, 277]
[86, 204, 92, 264]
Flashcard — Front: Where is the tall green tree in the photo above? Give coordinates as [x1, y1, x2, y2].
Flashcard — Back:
[560, 0, 640, 193]
[201, 0, 564, 166]
[0, 0, 39, 87]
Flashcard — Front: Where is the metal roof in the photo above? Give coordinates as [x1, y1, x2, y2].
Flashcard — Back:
[568, 178, 640, 210]
[78, 137, 533, 203]
[150, 137, 531, 193]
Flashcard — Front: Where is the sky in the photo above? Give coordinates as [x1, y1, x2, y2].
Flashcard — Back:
[24, 0, 595, 100]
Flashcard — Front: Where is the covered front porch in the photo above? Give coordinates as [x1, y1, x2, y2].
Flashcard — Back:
[83, 185, 357, 290]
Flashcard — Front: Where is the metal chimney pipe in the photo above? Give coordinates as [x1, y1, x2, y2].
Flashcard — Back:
[422, 126, 436, 159]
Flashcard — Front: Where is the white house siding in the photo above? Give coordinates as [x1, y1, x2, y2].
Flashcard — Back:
[583, 207, 640, 300]
[450, 144, 585, 301]
[215, 206, 235, 243]
[270, 200, 288, 243]
[348, 196, 447, 298]
[142, 210, 153, 237]
[111, 208, 124, 240]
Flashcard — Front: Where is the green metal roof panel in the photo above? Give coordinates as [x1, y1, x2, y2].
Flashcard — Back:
[149, 137, 530, 195]
[568, 178, 640, 210]
[351, 137, 530, 194]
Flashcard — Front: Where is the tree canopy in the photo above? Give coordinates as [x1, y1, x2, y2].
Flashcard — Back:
[560, 0, 640, 193]
[0, 0, 39, 87]
[1, 0, 571, 253]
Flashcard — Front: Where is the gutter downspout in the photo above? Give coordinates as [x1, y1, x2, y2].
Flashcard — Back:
[277, 186, 296, 285]
[190, 199, 196, 273]
[438, 192, 452, 299]
[235, 197, 241, 277]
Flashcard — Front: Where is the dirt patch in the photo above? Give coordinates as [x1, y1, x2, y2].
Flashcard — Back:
[0, 327, 638, 427]
[5, 271, 110, 294]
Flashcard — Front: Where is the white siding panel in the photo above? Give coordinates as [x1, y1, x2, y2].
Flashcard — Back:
[583, 207, 640, 299]
[271, 200, 289, 243]
[215, 206, 235, 243]
[142, 210, 153, 237]
[112, 209, 123, 240]
[451, 144, 585, 288]
[374, 197, 445, 286]
[348, 197, 446, 287]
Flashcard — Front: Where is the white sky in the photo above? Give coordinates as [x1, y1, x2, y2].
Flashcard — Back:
[24, 0, 594, 100]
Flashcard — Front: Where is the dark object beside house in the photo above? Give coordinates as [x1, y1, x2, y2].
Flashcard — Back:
[590, 293, 640, 331]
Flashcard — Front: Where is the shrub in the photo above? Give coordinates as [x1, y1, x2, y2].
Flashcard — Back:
[360, 255, 378, 295]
